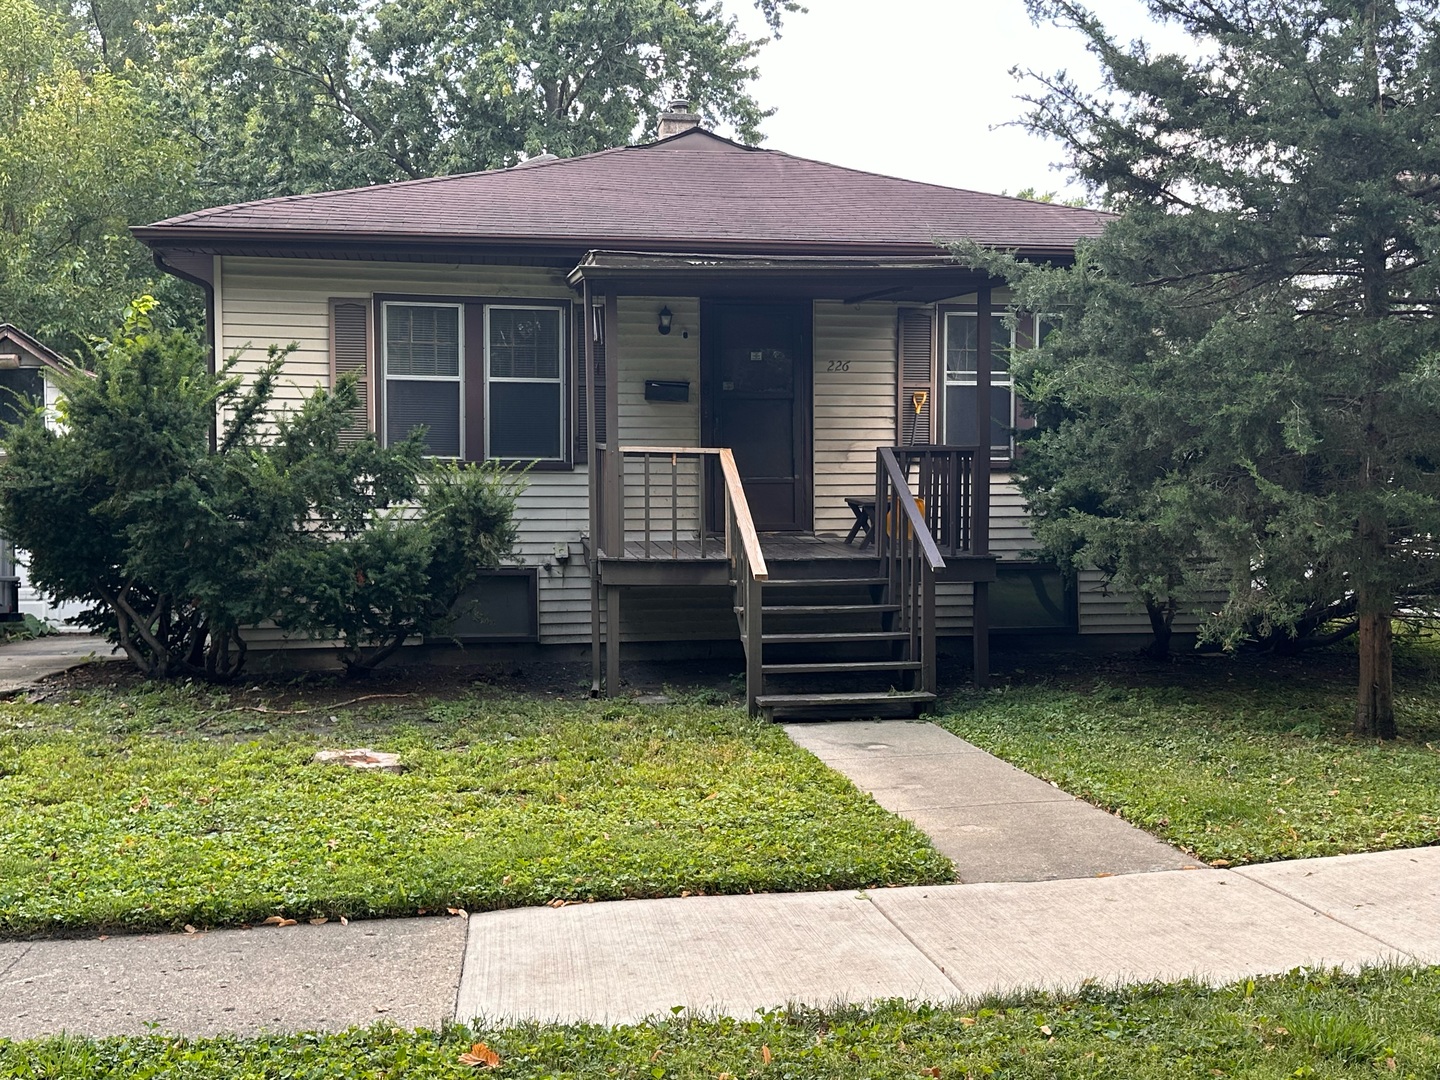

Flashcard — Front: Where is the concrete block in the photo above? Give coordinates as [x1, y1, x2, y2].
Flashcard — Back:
[458, 890, 956, 1026]
[1235, 847, 1440, 961]
[905, 800, 1201, 882]
[785, 720, 985, 760]
[0, 916, 467, 1038]
[869, 870, 1405, 999]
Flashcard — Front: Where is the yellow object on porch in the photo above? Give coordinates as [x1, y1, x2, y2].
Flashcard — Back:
[886, 495, 926, 540]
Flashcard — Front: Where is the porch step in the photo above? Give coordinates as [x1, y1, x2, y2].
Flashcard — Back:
[762, 660, 922, 674]
[754, 691, 937, 716]
[761, 630, 910, 644]
[757, 604, 900, 615]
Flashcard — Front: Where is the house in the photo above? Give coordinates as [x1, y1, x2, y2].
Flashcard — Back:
[0, 324, 84, 628]
[134, 105, 1157, 718]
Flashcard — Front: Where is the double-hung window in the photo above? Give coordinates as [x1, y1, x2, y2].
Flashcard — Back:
[943, 311, 1012, 457]
[379, 299, 566, 462]
[383, 302, 463, 457]
[943, 312, 1055, 460]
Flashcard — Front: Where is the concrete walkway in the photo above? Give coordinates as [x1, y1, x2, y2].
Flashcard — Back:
[0, 634, 117, 695]
[785, 720, 1201, 881]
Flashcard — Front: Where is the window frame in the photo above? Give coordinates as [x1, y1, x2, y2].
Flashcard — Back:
[380, 299, 466, 460]
[483, 303, 567, 463]
[374, 293, 572, 468]
[941, 307, 1018, 462]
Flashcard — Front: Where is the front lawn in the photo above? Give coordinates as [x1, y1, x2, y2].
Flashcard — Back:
[5, 966, 1438, 1078]
[938, 646, 1440, 865]
[0, 677, 951, 936]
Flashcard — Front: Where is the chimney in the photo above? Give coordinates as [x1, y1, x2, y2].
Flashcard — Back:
[657, 99, 702, 139]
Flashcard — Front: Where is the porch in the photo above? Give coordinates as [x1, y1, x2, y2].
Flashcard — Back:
[573, 257, 1008, 719]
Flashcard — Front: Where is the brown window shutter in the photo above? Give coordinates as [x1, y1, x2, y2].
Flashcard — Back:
[572, 305, 588, 464]
[329, 298, 373, 444]
[897, 307, 936, 445]
[572, 303, 607, 464]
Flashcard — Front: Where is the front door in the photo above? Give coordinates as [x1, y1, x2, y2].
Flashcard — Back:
[703, 301, 812, 532]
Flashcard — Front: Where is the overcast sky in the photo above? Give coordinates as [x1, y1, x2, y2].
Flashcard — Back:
[722, 0, 1196, 198]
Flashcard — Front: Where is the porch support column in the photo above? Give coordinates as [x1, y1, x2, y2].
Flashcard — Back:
[585, 280, 602, 697]
[602, 293, 623, 695]
[972, 285, 992, 689]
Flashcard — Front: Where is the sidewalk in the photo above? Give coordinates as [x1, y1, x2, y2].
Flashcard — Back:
[1, 720, 1437, 1039]
[0, 634, 117, 695]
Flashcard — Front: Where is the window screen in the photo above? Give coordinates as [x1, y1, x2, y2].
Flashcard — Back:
[488, 307, 562, 460]
[944, 312, 1016, 456]
[0, 368, 46, 431]
[383, 303, 462, 456]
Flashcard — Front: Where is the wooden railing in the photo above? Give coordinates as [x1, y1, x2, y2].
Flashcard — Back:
[876, 446, 945, 700]
[608, 445, 716, 560]
[891, 444, 979, 557]
[719, 447, 769, 716]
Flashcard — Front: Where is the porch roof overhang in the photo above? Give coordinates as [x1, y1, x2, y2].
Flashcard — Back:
[566, 250, 1004, 304]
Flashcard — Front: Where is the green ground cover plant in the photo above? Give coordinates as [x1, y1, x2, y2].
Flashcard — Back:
[938, 646, 1440, 865]
[4, 966, 1437, 1078]
[0, 679, 950, 936]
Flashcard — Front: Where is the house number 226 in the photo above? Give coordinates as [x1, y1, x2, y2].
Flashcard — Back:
[825, 360, 851, 372]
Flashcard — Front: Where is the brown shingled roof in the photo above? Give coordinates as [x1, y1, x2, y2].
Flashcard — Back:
[135, 130, 1109, 256]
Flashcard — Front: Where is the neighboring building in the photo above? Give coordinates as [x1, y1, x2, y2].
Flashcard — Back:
[133, 108, 1179, 717]
[0, 324, 84, 629]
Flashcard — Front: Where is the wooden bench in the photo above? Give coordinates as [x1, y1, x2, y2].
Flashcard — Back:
[843, 496, 878, 548]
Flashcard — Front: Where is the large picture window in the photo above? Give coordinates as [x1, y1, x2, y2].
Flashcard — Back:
[942, 312, 1055, 459]
[378, 298, 567, 462]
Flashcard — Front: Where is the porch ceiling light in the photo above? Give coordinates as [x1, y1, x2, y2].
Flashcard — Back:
[657, 306, 673, 335]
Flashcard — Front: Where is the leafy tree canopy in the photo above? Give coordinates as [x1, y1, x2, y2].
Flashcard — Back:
[0, 0, 194, 353]
[153, 0, 799, 203]
[990, 0, 1440, 737]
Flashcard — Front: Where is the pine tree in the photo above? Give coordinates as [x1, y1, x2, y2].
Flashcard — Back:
[1010, 0, 1440, 737]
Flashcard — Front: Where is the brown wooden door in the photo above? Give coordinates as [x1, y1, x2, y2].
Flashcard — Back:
[703, 301, 812, 532]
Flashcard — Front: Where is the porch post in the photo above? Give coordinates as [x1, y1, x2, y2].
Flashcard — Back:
[972, 285, 992, 689]
[585, 280, 602, 696]
[603, 293, 623, 694]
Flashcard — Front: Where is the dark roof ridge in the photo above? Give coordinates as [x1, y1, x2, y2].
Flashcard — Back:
[154, 129, 757, 227]
[756, 144, 1110, 216]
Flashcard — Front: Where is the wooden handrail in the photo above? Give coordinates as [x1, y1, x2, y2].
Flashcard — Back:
[619, 445, 721, 456]
[878, 447, 945, 570]
[718, 448, 768, 581]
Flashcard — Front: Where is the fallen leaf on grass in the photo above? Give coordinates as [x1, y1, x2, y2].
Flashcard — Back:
[921, 1069, 941, 1078]
[957, 1017, 976, 1026]
[761, 1045, 772, 1065]
[1040, 1025, 1052, 1036]
[458, 1042, 501, 1068]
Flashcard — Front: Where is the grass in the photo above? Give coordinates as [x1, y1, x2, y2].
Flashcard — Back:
[0, 679, 951, 936]
[5, 966, 1440, 1077]
[937, 644, 1440, 865]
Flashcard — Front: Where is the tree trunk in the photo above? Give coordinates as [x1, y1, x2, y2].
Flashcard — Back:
[1142, 594, 1175, 660]
[1354, 589, 1396, 739]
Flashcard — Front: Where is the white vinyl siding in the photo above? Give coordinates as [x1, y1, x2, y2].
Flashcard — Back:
[812, 301, 897, 535]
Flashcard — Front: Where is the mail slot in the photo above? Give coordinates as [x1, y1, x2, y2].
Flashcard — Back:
[644, 379, 690, 403]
